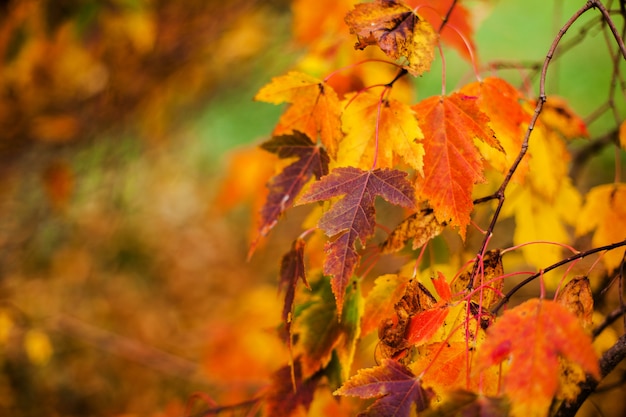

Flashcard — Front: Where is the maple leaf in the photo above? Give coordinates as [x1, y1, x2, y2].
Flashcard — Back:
[525, 124, 572, 201]
[538, 96, 589, 140]
[279, 238, 310, 347]
[297, 167, 416, 312]
[405, 308, 450, 346]
[475, 299, 600, 417]
[257, 132, 330, 239]
[335, 359, 433, 417]
[451, 250, 504, 310]
[362, 274, 411, 336]
[576, 183, 626, 272]
[502, 179, 582, 273]
[412, 94, 501, 237]
[254, 71, 343, 157]
[338, 92, 424, 173]
[295, 277, 362, 379]
[460, 77, 531, 179]
[264, 360, 322, 417]
[406, 0, 477, 62]
[344, 0, 437, 76]
[556, 276, 593, 329]
[380, 208, 445, 254]
[378, 279, 438, 360]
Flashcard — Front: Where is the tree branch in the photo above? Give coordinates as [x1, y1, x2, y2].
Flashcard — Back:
[468, 1, 597, 290]
[492, 239, 626, 314]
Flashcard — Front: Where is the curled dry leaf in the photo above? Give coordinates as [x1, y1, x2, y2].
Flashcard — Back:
[556, 276, 593, 329]
[451, 249, 504, 310]
[344, 0, 437, 76]
[380, 208, 445, 254]
[377, 279, 437, 361]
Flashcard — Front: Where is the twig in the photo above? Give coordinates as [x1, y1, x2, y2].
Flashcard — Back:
[468, 1, 598, 291]
[491, 239, 626, 314]
[554, 333, 626, 417]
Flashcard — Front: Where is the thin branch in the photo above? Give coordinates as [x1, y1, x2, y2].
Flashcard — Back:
[554, 333, 626, 417]
[492, 239, 626, 314]
[591, 0, 626, 60]
[468, 1, 597, 291]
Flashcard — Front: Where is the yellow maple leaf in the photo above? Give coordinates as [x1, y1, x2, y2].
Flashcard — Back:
[254, 71, 343, 158]
[526, 124, 571, 202]
[539, 96, 589, 140]
[337, 92, 424, 173]
[576, 183, 626, 272]
[503, 178, 581, 275]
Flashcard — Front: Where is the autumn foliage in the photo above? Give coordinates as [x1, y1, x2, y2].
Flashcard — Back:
[214, 0, 626, 416]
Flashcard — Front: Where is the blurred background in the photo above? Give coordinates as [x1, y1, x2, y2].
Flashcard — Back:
[0, 0, 622, 416]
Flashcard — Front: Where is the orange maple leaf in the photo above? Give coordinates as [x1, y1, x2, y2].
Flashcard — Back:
[344, 0, 437, 76]
[255, 71, 343, 158]
[412, 93, 501, 237]
[475, 299, 600, 417]
[461, 77, 531, 179]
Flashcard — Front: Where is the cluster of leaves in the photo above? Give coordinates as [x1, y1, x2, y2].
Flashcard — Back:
[215, 0, 626, 416]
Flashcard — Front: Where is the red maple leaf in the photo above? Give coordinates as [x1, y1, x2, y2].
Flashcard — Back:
[297, 167, 416, 312]
[335, 359, 433, 417]
[278, 238, 309, 347]
[264, 360, 322, 417]
[257, 132, 330, 240]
